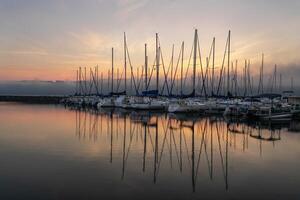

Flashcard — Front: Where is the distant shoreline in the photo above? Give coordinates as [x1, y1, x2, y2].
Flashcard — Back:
[0, 95, 65, 104]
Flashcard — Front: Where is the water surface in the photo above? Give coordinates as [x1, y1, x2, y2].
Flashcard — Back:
[0, 102, 300, 199]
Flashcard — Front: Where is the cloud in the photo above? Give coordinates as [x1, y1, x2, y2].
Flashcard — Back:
[114, 0, 151, 26]
[0, 50, 49, 56]
[117, 0, 149, 15]
[68, 31, 108, 51]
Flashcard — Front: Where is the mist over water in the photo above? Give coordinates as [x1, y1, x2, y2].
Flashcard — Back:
[0, 103, 300, 199]
[0, 78, 299, 96]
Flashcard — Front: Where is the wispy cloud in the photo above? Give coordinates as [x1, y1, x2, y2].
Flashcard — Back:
[68, 31, 108, 51]
[0, 50, 49, 56]
[115, 0, 149, 19]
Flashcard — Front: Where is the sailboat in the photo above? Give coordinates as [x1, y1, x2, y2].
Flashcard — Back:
[129, 33, 168, 111]
[98, 48, 116, 108]
[168, 98, 207, 113]
[168, 29, 208, 113]
[114, 33, 132, 109]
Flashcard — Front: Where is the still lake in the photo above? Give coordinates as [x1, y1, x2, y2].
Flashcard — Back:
[0, 102, 300, 199]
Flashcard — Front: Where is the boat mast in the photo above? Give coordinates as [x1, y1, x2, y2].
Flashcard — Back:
[117, 68, 119, 93]
[76, 69, 78, 95]
[96, 65, 99, 95]
[231, 61, 234, 93]
[274, 64, 277, 93]
[192, 29, 198, 96]
[79, 67, 82, 95]
[156, 33, 159, 93]
[244, 60, 247, 97]
[180, 41, 184, 96]
[145, 43, 148, 91]
[89, 68, 92, 95]
[258, 53, 264, 94]
[124, 33, 127, 94]
[100, 72, 103, 95]
[137, 67, 139, 92]
[84, 67, 87, 96]
[216, 31, 230, 96]
[171, 44, 174, 93]
[248, 60, 252, 95]
[107, 69, 110, 94]
[279, 73, 282, 93]
[235, 60, 238, 96]
[291, 77, 294, 91]
[227, 30, 231, 97]
[262, 54, 264, 94]
[191, 122, 195, 192]
[212, 37, 215, 96]
[206, 57, 209, 94]
[111, 47, 114, 94]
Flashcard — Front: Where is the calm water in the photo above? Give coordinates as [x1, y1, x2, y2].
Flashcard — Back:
[0, 102, 300, 200]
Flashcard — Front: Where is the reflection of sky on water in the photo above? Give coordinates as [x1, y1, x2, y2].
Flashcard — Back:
[0, 103, 300, 199]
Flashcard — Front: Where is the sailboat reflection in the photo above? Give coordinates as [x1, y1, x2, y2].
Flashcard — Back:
[74, 108, 289, 192]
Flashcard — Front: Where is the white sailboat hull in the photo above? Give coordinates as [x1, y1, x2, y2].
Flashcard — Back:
[168, 101, 207, 113]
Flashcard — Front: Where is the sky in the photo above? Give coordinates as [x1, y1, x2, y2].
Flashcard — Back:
[0, 0, 300, 83]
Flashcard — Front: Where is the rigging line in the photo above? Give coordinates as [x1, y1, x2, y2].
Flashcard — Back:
[95, 66, 100, 94]
[91, 114, 97, 139]
[195, 124, 207, 180]
[182, 128, 192, 170]
[201, 122, 212, 176]
[162, 122, 173, 154]
[201, 39, 214, 95]
[200, 60, 209, 96]
[121, 118, 127, 179]
[257, 54, 264, 94]
[163, 130, 173, 168]
[126, 44, 139, 95]
[82, 68, 86, 95]
[208, 39, 214, 87]
[146, 58, 156, 90]
[148, 126, 155, 153]
[88, 69, 93, 95]
[161, 44, 174, 94]
[170, 45, 175, 88]
[195, 120, 208, 180]
[183, 42, 194, 90]
[216, 34, 229, 95]
[159, 44, 171, 95]
[124, 122, 137, 163]
[159, 120, 170, 163]
[139, 126, 144, 144]
[161, 45, 175, 95]
[91, 67, 99, 94]
[156, 119, 171, 175]
[216, 122, 226, 181]
[171, 43, 183, 94]
[90, 69, 96, 95]
[136, 67, 145, 91]
[196, 34, 207, 97]
[170, 128, 181, 170]
[234, 60, 239, 96]
[247, 60, 253, 95]
[116, 68, 125, 92]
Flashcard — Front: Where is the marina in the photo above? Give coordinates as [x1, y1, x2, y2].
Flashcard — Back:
[62, 30, 300, 124]
[1, 1, 300, 199]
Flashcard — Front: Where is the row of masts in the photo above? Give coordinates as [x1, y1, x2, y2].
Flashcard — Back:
[75, 30, 294, 98]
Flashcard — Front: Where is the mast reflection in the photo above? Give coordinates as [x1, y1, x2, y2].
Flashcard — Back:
[74, 108, 289, 192]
